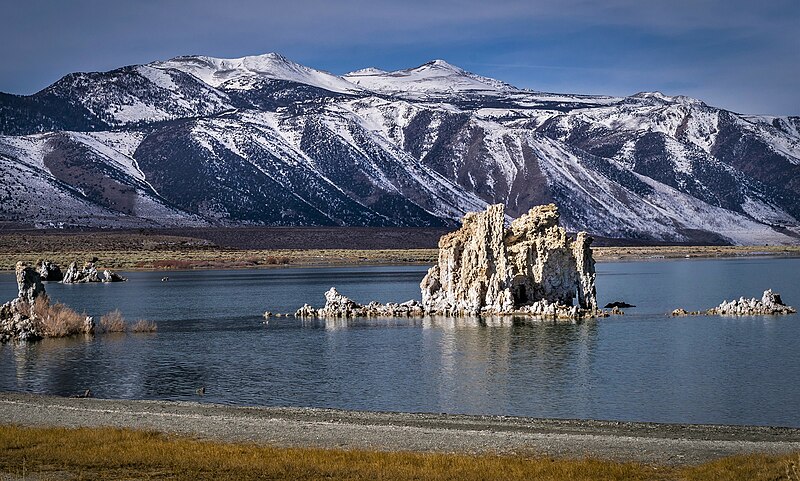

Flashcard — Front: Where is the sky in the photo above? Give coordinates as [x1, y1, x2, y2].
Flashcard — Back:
[1, 0, 798, 115]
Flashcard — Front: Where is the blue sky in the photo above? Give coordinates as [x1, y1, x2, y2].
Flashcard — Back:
[2, 0, 798, 115]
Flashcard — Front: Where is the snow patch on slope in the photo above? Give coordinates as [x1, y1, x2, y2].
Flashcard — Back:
[635, 174, 796, 245]
[69, 132, 148, 182]
[739, 116, 800, 165]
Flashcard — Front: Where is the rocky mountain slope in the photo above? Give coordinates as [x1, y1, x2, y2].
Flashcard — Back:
[1, 53, 798, 244]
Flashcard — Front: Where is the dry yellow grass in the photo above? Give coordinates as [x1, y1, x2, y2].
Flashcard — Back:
[787, 453, 800, 481]
[0, 425, 797, 481]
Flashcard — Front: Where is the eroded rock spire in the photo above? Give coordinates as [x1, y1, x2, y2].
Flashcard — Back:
[421, 204, 598, 316]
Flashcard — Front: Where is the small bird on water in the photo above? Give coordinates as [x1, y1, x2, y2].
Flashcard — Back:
[196, 386, 205, 396]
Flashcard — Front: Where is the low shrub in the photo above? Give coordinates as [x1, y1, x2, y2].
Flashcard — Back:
[149, 259, 200, 269]
[30, 295, 49, 319]
[130, 320, 157, 333]
[264, 256, 290, 265]
[100, 309, 127, 333]
[38, 299, 87, 338]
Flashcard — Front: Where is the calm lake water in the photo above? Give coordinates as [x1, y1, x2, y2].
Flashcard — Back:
[1, 257, 799, 427]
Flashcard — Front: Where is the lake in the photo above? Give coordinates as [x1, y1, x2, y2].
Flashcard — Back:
[1, 257, 799, 427]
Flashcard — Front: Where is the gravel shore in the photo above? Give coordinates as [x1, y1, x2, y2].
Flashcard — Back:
[2, 392, 799, 466]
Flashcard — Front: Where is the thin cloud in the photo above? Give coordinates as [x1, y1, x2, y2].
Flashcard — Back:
[0, 0, 798, 114]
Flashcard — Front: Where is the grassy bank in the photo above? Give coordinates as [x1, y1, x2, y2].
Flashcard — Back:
[0, 425, 797, 481]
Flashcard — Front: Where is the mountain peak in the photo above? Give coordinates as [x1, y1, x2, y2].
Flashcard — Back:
[152, 53, 361, 94]
[343, 59, 517, 99]
[631, 91, 705, 107]
[415, 59, 464, 72]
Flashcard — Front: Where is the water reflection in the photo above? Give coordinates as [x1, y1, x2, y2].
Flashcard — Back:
[1, 259, 799, 426]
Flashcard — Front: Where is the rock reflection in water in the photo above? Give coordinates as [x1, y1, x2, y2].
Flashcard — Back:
[421, 316, 598, 416]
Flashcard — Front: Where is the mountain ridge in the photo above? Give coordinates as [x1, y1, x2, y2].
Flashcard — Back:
[1, 53, 798, 245]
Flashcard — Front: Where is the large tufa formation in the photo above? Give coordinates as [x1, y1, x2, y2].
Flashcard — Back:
[295, 204, 601, 320]
[420, 204, 598, 317]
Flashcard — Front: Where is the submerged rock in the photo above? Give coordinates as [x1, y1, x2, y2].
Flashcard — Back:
[605, 301, 636, 309]
[671, 289, 796, 316]
[420, 204, 599, 318]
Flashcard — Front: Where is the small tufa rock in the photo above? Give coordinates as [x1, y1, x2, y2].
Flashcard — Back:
[295, 304, 317, 318]
[671, 289, 795, 317]
[62, 262, 126, 283]
[295, 287, 425, 319]
[1, 263, 46, 343]
[83, 316, 95, 335]
[102, 270, 127, 283]
[37, 260, 64, 282]
[707, 289, 795, 316]
[62, 261, 101, 283]
[16, 261, 46, 306]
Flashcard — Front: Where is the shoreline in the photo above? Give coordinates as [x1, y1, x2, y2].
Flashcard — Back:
[1, 229, 799, 272]
[1, 392, 799, 466]
[1, 245, 799, 273]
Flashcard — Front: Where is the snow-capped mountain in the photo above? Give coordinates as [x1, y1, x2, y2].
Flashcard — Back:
[1, 53, 799, 244]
